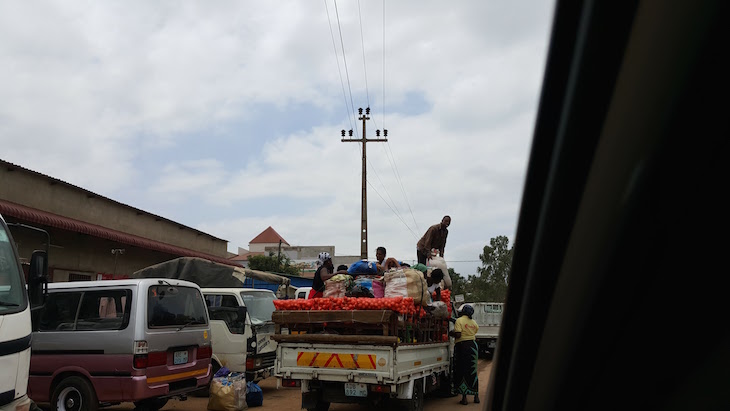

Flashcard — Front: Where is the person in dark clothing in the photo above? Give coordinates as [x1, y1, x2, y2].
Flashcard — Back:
[309, 252, 334, 299]
[417, 216, 451, 264]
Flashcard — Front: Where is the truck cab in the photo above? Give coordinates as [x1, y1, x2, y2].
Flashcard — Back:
[201, 288, 277, 382]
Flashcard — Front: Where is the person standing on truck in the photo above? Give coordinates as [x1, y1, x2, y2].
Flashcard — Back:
[416, 215, 451, 264]
[449, 304, 480, 405]
[309, 252, 334, 299]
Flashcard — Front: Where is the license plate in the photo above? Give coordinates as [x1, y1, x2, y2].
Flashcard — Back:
[173, 350, 188, 365]
[344, 383, 367, 397]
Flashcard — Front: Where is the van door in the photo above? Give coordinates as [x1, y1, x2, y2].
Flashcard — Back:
[203, 293, 251, 374]
[238, 290, 277, 381]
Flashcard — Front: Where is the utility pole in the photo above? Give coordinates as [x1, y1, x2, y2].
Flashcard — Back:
[341, 107, 388, 260]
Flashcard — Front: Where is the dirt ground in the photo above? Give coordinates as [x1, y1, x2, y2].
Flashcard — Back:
[104, 359, 491, 411]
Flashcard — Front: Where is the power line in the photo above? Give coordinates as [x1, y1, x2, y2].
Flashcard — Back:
[324, 0, 354, 132]
[367, 179, 419, 240]
[382, 0, 386, 131]
[334, 0, 360, 135]
[357, 0, 371, 108]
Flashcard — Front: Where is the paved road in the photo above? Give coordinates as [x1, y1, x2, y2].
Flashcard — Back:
[106, 359, 491, 411]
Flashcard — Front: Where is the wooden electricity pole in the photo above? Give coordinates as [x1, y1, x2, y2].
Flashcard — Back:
[341, 107, 388, 260]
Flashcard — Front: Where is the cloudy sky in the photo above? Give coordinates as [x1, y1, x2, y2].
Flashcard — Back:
[1, 1, 555, 277]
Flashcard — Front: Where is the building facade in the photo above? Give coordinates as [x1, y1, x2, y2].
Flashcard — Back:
[1, 159, 233, 281]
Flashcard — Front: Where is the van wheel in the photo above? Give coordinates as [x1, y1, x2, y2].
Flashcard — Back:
[133, 398, 168, 411]
[52, 376, 98, 411]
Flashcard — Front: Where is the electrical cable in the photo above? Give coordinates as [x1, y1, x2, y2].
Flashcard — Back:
[357, 0, 371, 108]
[334, 0, 360, 136]
[324, 0, 354, 132]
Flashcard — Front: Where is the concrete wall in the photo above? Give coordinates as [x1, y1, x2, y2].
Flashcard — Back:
[1, 164, 227, 257]
[262, 245, 360, 269]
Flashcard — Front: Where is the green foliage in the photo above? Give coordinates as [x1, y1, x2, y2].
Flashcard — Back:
[448, 268, 468, 297]
[468, 235, 514, 303]
[247, 252, 301, 276]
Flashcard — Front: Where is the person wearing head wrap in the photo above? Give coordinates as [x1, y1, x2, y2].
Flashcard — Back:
[449, 304, 480, 404]
[309, 252, 334, 299]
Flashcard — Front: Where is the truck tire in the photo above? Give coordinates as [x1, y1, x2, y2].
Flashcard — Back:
[405, 378, 424, 411]
[51, 376, 99, 411]
[306, 400, 330, 411]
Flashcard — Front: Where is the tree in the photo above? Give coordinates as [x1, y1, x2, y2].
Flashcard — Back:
[471, 235, 514, 302]
[448, 268, 468, 297]
[247, 252, 301, 276]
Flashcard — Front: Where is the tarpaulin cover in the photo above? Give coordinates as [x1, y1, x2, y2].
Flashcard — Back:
[132, 257, 290, 288]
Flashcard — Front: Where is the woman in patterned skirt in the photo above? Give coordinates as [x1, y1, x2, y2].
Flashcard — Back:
[450, 304, 480, 405]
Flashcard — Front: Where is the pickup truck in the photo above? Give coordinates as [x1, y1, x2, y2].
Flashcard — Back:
[272, 308, 453, 411]
[202, 288, 278, 382]
[466, 302, 503, 357]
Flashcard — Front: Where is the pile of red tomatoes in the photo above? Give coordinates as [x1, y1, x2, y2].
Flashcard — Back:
[273, 296, 418, 314]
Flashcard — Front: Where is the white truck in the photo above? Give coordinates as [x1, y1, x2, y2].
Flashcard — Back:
[1, 217, 47, 411]
[467, 302, 504, 357]
[201, 287, 278, 382]
[272, 310, 453, 411]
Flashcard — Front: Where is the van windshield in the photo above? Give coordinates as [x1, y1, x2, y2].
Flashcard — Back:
[239, 291, 275, 325]
[148, 285, 207, 328]
[0, 222, 27, 314]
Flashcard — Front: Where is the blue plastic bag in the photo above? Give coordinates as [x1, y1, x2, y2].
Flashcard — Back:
[246, 381, 263, 407]
[347, 260, 377, 275]
[214, 366, 231, 378]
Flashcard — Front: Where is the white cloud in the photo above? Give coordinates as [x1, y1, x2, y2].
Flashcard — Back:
[0, 0, 553, 276]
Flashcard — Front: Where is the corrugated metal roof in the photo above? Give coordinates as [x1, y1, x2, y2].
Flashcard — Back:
[249, 226, 289, 245]
[0, 199, 237, 267]
[1, 158, 226, 242]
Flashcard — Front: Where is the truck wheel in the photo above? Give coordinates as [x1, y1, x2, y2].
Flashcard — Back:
[51, 376, 99, 411]
[306, 400, 330, 411]
[405, 378, 424, 411]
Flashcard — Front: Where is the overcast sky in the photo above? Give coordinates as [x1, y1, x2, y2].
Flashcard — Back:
[0, 1, 555, 277]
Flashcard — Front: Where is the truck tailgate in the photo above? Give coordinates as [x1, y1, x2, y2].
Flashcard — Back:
[276, 342, 450, 384]
[277, 342, 393, 384]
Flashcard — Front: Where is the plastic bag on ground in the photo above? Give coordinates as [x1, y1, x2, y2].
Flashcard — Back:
[208, 374, 247, 411]
[246, 381, 263, 407]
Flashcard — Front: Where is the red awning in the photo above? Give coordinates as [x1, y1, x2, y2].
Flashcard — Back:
[0, 199, 237, 267]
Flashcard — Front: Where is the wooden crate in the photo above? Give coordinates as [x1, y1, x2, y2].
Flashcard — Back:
[272, 310, 399, 336]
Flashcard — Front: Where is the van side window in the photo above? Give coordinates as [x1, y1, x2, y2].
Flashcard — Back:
[76, 289, 132, 331]
[205, 294, 244, 335]
[38, 292, 82, 331]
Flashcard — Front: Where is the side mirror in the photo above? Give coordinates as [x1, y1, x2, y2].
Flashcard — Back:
[28, 250, 48, 308]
